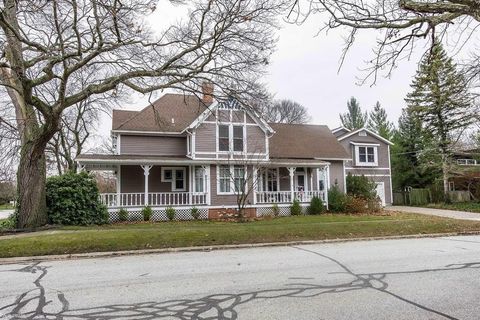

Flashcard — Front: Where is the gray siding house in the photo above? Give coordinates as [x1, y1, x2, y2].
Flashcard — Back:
[332, 126, 394, 206]
[77, 91, 391, 219]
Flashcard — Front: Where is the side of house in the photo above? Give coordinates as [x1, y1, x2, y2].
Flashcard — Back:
[332, 126, 394, 206]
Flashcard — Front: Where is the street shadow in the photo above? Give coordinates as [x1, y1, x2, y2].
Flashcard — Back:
[1, 248, 479, 320]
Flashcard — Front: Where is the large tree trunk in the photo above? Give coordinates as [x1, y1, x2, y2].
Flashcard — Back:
[16, 142, 48, 228]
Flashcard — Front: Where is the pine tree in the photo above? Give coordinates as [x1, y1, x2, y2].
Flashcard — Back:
[391, 107, 440, 190]
[368, 101, 393, 139]
[405, 42, 475, 193]
[340, 97, 367, 130]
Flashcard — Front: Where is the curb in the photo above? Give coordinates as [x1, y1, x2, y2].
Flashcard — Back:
[2, 231, 480, 265]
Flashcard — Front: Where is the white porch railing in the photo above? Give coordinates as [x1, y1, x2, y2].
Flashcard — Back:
[255, 190, 325, 204]
[100, 192, 208, 208]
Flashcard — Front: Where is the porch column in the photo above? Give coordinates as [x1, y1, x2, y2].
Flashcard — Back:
[253, 166, 258, 205]
[287, 167, 296, 201]
[116, 165, 121, 206]
[141, 165, 152, 206]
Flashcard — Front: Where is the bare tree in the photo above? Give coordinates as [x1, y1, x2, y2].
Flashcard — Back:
[262, 99, 311, 124]
[289, 0, 480, 83]
[0, 0, 285, 228]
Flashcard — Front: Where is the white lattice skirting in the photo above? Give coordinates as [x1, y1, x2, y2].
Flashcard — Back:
[108, 207, 209, 222]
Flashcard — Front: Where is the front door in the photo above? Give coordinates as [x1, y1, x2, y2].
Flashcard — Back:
[294, 172, 306, 192]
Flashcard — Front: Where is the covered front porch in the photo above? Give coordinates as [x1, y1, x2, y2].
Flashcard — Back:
[254, 163, 330, 206]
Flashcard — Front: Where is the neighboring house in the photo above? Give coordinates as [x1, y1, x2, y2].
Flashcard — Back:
[77, 89, 353, 220]
[332, 126, 394, 206]
[448, 149, 480, 196]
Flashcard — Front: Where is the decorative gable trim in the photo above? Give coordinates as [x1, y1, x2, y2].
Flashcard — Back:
[184, 99, 274, 135]
[338, 128, 394, 145]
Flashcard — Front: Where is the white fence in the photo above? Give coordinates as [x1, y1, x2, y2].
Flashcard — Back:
[255, 190, 325, 204]
[100, 192, 208, 208]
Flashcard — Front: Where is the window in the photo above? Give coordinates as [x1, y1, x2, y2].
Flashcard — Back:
[233, 126, 244, 152]
[162, 169, 173, 181]
[259, 168, 278, 191]
[233, 165, 245, 192]
[219, 165, 231, 193]
[457, 159, 477, 165]
[355, 145, 377, 166]
[218, 125, 229, 151]
[194, 167, 205, 193]
[161, 167, 186, 191]
[218, 124, 245, 152]
[175, 170, 185, 191]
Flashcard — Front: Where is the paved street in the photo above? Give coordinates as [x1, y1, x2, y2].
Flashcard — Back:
[387, 205, 480, 221]
[1, 236, 479, 319]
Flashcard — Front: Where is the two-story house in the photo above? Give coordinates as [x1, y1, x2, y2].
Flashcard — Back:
[77, 89, 390, 220]
[332, 126, 394, 206]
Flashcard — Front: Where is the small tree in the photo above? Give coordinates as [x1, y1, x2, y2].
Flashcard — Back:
[328, 185, 347, 213]
[262, 99, 311, 124]
[340, 97, 367, 130]
[308, 196, 325, 215]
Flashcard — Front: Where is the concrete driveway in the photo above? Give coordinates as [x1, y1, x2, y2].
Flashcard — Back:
[1, 235, 480, 319]
[387, 205, 480, 221]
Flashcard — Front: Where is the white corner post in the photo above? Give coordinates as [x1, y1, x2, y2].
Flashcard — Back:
[116, 165, 121, 206]
[288, 167, 296, 202]
[141, 165, 153, 206]
[253, 166, 258, 205]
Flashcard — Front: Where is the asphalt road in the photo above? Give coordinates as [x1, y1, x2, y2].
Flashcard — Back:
[1, 236, 480, 320]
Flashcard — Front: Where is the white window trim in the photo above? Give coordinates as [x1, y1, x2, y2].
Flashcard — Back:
[216, 165, 248, 195]
[216, 122, 245, 154]
[161, 167, 187, 191]
[355, 145, 378, 167]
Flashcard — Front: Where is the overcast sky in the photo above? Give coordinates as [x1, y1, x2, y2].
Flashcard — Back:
[96, 2, 430, 141]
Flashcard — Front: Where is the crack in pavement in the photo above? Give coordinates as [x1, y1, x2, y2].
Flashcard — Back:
[1, 247, 479, 319]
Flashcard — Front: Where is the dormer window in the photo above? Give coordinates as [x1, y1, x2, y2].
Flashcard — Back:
[355, 145, 378, 166]
[217, 124, 244, 152]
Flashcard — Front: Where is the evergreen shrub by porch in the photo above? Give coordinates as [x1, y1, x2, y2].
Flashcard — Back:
[327, 185, 347, 213]
[308, 196, 326, 215]
[290, 199, 302, 216]
[166, 207, 176, 220]
[142, 206, 152, 221]
[118, 208, 128, 222]
[191, 207, 200, 220]
[346, 173, 377, 200]
[46, 172, 108, 225]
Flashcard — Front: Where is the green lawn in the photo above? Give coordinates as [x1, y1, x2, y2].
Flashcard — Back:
[425, 202, 480, 213]
[0, 203, 13, 210]
[1, 213, 480, 258]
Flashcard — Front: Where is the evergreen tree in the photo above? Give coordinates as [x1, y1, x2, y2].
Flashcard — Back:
[405, 42, 475, 193]
[391, 108, 440, 190]
[367, 101, 393, 139]
[340, 97, 367, 130]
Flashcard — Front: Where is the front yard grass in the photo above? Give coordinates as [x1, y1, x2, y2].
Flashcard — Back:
[425, 202, 480, 213]
[1, 212, 480, 258]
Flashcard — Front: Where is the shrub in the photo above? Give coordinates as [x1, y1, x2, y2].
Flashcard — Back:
[166, 207, 175, 221]
[346, 173, 377, 200]
[328, 185, 347, 213]
[308, 196, 325, 215]
[142, 206, 152, 221]
[367, 197, 382, 213]
[0, 214, 16, 230]
[118, 208, 129, 222]
[290, 199, 302, 216]
[191, 207, 200, 220]
[272, 203, 280, 217]
[46, 171, 108, 225]
[344, 196, 368, 214]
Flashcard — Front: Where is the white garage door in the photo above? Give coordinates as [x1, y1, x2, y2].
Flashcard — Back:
[375, 182, 386, 207]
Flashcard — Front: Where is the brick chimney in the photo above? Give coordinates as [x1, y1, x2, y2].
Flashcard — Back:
[201, 81, 214, 104]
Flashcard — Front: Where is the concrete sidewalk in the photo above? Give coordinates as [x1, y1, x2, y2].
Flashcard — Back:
[387, 205, 480, 221]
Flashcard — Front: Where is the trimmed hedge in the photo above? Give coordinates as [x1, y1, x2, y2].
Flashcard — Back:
[46, 172, 108, 225]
